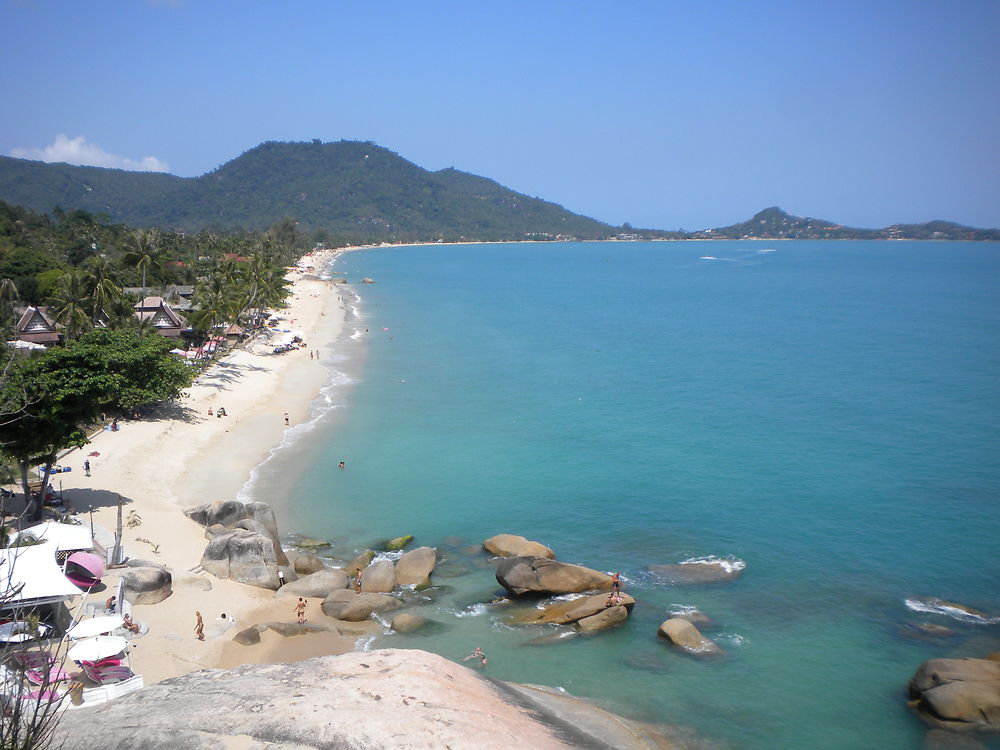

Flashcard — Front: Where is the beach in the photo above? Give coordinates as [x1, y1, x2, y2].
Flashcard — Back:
[55, 248, 360, 684]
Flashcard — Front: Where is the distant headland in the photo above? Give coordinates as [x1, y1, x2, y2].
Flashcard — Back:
[0, 140, 997, 243]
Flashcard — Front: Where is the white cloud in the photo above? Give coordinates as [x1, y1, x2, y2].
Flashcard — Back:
[9, 134, 170, 173]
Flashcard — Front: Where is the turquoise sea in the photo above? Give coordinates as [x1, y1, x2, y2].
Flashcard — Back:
[247, 240, 1000, 750]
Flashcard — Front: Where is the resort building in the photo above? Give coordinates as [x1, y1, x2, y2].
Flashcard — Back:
[133, 296, 187, 338]
[13, 305, 63, 346]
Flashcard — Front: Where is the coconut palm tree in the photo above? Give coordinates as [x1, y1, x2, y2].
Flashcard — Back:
[124, 228, 163, 290]
[46, 271, 92, 340]
[82, 256, 122, 326]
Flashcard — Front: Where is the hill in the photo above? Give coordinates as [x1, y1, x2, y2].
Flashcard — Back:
[0, 141, 615, 243]
[699, 206, 999, 241]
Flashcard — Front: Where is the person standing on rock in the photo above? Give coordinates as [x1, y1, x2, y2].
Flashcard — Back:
[295, 597, 307, 624]
[611, 572, 622, 594]
[354, 571, 363, 593]
[195, 611, 204, 641]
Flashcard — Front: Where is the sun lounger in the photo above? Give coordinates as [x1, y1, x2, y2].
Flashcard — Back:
[25, 667, 69, 685]
[12, 651, 56, 669]
[24, 689, 60, 703]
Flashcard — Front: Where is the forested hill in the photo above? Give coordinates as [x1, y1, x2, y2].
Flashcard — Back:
[696, 206, 1000, 241]
[0, 141, 615, 243]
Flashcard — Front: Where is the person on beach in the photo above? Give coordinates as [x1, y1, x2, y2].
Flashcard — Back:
[208, 408, 213, 416]
[123, 614, 140, 634]
[463, 647, 487, 667]
[611, 572, 622, 593]
[284, 412, 289, 426]
[112, 418, 118, 431]
[105, 595, 116, 613]
[606, 592, 623, 608]
[84, 460, 91, 477]
[195, 611, 204, 641]
[295, 598, 307, 624]
[354, 571, 363, 593]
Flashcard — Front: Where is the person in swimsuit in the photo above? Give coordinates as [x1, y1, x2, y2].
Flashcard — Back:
[295, 598, 307, 624]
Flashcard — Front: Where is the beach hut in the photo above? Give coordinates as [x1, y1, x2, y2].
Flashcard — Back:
[11, 521, 93, 564]
[133, 297, 186, 338]
[13, 306, 62, 346]
[0, 540, 80, 639]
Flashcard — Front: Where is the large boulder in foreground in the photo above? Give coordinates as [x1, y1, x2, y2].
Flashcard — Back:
[120, 566, 172, 605]
[657, 618, 723, 656]
[394, 547, 437, 587]
[321, 590, 402, 622]
[274, 568, 349, 598]
[648, 558, 744, 585]
[496, 556, 612, 596]
[185, 499, 288, 566]
[908, 658, 1000, 731]
[55, 649, 688, 749]
[200, 529, 280, 590]
[483, 534, 555, 559]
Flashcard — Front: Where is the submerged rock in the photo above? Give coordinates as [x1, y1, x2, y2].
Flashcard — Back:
[483, 533, 556, 559]
[908, 658, 1000, 731]
[648, 558, 744, 585]
[657, 618, 723, 656]
[496, 556, 612, 596]
[385, 534, 414, 551]
[391, 613, 428, 633]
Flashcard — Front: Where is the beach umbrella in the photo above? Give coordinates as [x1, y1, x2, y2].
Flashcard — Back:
[67, 615, 124, 640]
[65, 551, 104, 580]
[67, 635, 127, 662]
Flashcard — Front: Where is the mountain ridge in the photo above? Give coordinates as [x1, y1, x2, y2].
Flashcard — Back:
[0, 141, 996, 241]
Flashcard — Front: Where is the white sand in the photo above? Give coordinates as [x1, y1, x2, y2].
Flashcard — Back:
[56, 249, 364, 682]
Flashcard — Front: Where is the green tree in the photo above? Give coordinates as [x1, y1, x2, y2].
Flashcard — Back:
[124, 228, 163, 289]
[45, 270, 92, 340]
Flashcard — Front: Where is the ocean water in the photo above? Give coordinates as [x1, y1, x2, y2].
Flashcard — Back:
[248, 241, 1000, 750]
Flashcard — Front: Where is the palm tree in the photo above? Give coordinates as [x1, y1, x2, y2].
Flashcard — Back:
[46, 271, 92, 340]
[0, 278, 18, 339]
[82, 256, 122, 325]
[124, 228, 163, 290]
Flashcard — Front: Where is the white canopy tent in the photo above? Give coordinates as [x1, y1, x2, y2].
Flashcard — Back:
[0, 540, 81, 608]
[10, 521, 92, 553]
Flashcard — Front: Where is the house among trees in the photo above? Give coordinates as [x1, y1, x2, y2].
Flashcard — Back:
[134, 296, 186, 338]
[14, 305, 63, 346]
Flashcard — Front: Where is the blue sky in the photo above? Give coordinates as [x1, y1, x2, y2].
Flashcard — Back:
[2, 0, 998, 230]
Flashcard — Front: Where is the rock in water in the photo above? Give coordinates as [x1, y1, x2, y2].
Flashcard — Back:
[496, 556, 612, 596]
[510, 593, 636, 625]
[121, 566, 172, 605]
[577, 605, 629, 633]
[648, 558, 744, 585]
[657, 618, 723, 656]
[200, 529, 280, 590]
[908, 658, 1000, 731]
[385, 535, 414, 551]
[345, 549, 375, 576]
[273, 568, 349, 598]
[394, 546, 437, 587]
[321, 590, 402, 622]
[483, 533, 556, 559]
[361, 559, 396, 592]
[391, 613, 428, 633]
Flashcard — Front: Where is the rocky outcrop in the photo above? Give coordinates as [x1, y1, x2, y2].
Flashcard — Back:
[321, 590, 402, 622]
[274, 568, 349, 598]
[511, 593, 636, 626]
[394, 546, 437, 587]
[657, 618, 723, 656]
[293, 553, 327, 575]
[648, 559, 744, 585]
[908, 658, 1000, 731]
[200, 528, 281, 590]
[361, 559, 396, 593]
[185, 499, 289, 567]
[345, 549, 375, 576]
[120, 566, 172, 605]
[496, 557, 612, 596]
[385, 535, 414, 551]
[483, 534, 555, 559]
[55, 649, 689, 749]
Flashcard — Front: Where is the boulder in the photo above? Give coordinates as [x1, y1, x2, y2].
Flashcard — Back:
[361, 559, 396, 593]
[274, 568, 349, 598]
[657, 618, 723, 656]
[293, 553, 327, 576]
[345, 549, 375, 576]
[321, 590, 402, 622]
[495, 557, 612, 596]
[577, 605, 628, 633]
[204, 524, 228, 540]
[908, 658, 1000, 730]
[511, 593, 636, 625]
[200, 529, 281, 590]
[232, 625, 262, 646]
[55, 649, 688, 749]
[648, 559, 744, 585]
[483, 534, 555, 559]
[295, 538, 331, 549]
[394, 547, 437, 587]
[120, 566, 172, 605]
[185, 500, 289, 566]
[235, 519, 289, 566]
[391, 613, 428, 633]
[671, 610, 713, 628]
[385, 535, 414, 551]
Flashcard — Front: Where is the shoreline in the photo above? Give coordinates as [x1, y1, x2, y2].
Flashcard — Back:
[56, 247, 364, 683]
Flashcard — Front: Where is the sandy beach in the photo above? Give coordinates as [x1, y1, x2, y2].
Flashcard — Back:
[52, 248, 366, 684]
